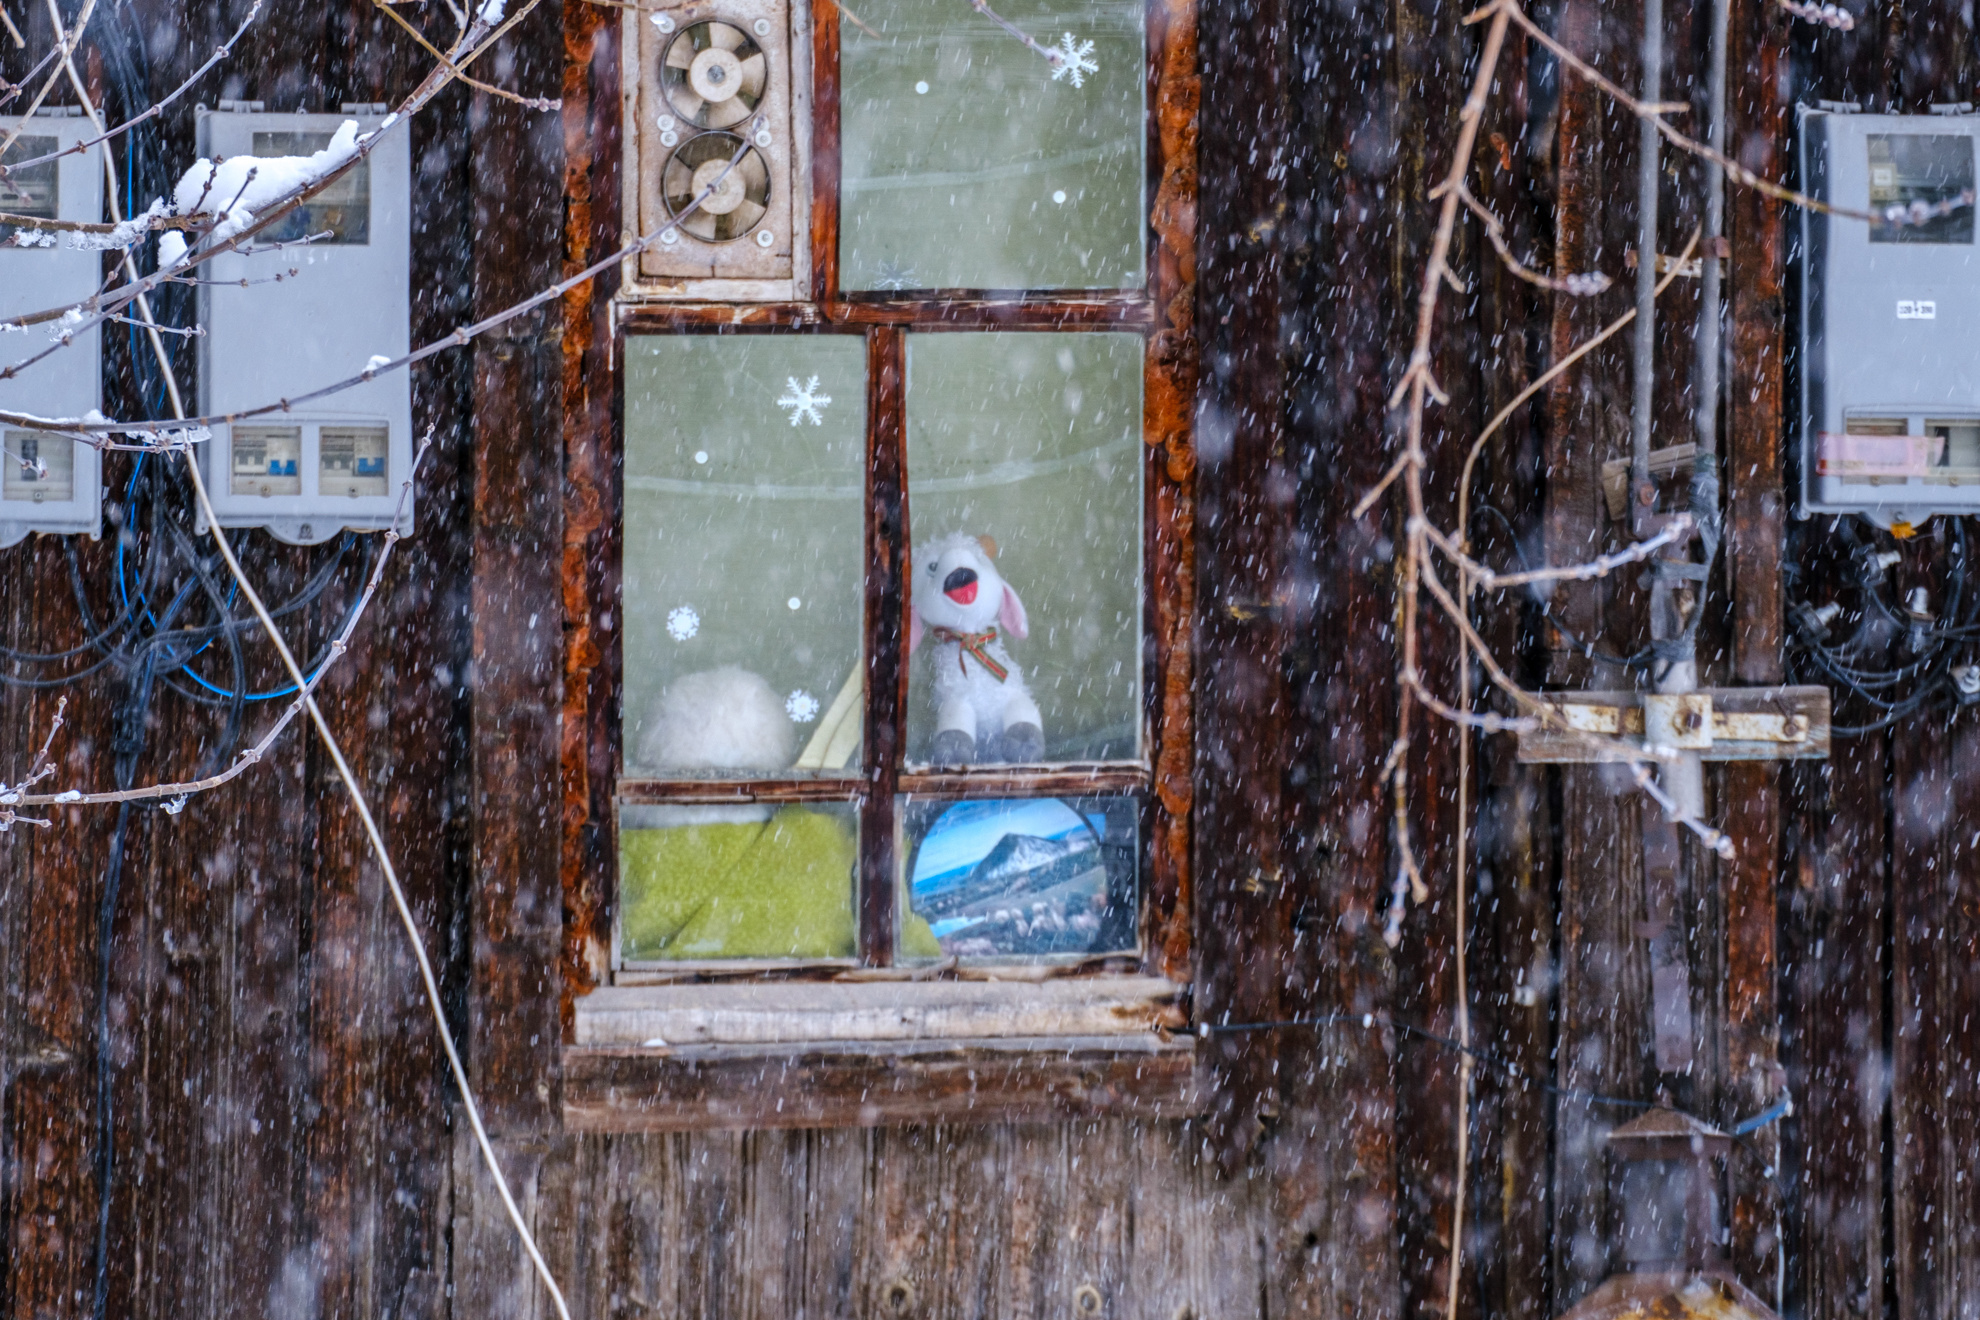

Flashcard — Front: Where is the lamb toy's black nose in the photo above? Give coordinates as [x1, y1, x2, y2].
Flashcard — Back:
[942, 567, 978, 594]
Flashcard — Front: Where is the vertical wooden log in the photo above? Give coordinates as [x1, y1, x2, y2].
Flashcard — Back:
[469, 0, 569, 1136]
[1722, 0, 1788, 1295]
[1545, 0, 1630, 691]
[1278, 0, 1399, 1310]
[1892, 717, 1952, 1320]
[1544, 0, 1652, 1309]
[1194, 0, 1290, 1162]
[1144, 0, 1199, 983]
[4, 633, 99, 1320]
[810, 0, 840, 304]
[1783, 744, 1888, 1320]
[860, 326, 904, 967]
[560, 0, 624, 1016]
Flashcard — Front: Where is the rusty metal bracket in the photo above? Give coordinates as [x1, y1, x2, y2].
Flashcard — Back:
[1514, 685, 1830, 764]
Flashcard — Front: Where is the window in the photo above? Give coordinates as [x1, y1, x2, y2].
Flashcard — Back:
[568, 0, 1195, 1125]
[1867, 134, 1975, 244]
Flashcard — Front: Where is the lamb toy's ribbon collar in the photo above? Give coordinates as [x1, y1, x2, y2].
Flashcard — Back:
[929, 626, 1010, 683]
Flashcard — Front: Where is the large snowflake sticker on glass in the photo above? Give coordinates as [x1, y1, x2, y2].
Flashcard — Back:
[666, 605, 700, 641]
[777, 376, 832, 427]
[1049, 33, 1098, 88]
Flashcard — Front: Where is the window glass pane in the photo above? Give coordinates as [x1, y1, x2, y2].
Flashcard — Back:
[900, 795, 1138, 960]
[3, 431, 75, 502]
[231, 425, 302, 496]
[251, 132, 371, 244]
[619, 802, 859, 961]
[0, 136, 59, 243]
[1868, 134, 1975, 244]
[905, 331, 1141, 764]
[623, 336, 866, 776]
[840, 0, 1146, 291]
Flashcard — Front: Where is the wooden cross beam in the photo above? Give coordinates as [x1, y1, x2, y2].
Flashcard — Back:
[1514, 685, 1829, 1072]
[1512, 686, 1830, 765]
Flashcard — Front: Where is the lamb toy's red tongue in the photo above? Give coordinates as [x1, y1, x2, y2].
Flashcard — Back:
[945, 582, 979, 606]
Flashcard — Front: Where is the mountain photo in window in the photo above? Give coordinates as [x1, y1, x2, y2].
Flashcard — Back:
[902, 796, 1137, 960]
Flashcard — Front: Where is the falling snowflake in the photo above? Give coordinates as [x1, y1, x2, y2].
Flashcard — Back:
[666, 606, 700, 641]
[777, 376, 832, 427]
[1049, 33, 1098, 88]
[873, 258, 918, 292]
[786, 690, 820, 723]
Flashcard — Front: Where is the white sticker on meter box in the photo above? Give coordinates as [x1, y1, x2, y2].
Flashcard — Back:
[1898, 299, 1938, 319]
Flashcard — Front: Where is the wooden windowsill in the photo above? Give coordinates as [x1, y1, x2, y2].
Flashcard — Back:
[564, 977, 1201, 1131]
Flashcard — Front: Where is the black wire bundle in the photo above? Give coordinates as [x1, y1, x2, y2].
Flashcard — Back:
[1785, 516, 1976, 735]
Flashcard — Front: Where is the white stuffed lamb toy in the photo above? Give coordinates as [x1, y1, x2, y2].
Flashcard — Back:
[908, 533, 1045, 764]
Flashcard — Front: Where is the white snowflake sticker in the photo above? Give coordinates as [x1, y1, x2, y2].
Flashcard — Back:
[873, 258, 917, 291]
[777, 376, 832, 427]
[786, 690, 820, 723]
[1050, 33, 1098, 88]
[666, 606, 700, 641]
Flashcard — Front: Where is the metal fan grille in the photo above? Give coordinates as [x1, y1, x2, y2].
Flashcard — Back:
[660, 21, 768, 130]
[662, 133, 772, 242]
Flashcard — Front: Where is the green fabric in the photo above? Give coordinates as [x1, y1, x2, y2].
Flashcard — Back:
[621, 806, 941, 961]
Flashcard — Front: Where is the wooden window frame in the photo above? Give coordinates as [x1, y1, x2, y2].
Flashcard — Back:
[560, 0, 1201, 1131]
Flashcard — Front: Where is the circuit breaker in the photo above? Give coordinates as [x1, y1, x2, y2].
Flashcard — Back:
[196, 105, 412, 545]
[0, 110, 104, 547]
[1800, 106, 1980, 528]
[621, 0, 810, 301]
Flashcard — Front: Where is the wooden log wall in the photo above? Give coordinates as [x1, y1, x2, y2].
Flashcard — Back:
[3, 0, 1980, 1318]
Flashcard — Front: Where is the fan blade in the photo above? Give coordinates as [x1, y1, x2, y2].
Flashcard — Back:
[708, 23, 745, 51]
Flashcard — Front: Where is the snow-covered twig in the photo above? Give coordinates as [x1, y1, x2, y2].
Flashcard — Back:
[0, 696, 64, 832]
[0, 0, 94, 160]
[371, 0, 561, 110]
[967, 0, 1095, 86]
[1631, 764, 1737, 858]
[0, 1, 265, 181]
[1777, 0, 1854, 29]
[1501, 0, 1954, 229]
[1455, 185, 1610, 295]
[0, 0, 545, 340]
[0, 136, 755, 440]
[1416, 513, 1693, 590]
[15, 433, 431, 810]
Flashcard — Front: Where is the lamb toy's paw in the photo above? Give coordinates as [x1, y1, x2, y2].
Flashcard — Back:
[930, 728, 978, 765]
[996, 722, 1045, 764]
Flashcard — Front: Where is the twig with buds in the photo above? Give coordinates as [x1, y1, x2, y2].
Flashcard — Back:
[0, 696, 65, 831]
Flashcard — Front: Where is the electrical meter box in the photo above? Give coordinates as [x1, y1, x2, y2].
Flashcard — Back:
[196, 106, 412, 545]
[621, 0, 811, 301]
[1800, 106, 1980, 527]
[0, 110, 104, 548]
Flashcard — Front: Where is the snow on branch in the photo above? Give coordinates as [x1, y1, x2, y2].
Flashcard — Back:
[0, 134, 758, 442]
[0, 696, 65, 832]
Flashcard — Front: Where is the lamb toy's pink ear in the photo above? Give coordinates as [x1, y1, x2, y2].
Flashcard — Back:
[908, 608, 925, 652]
[999, 584, 1029, 640]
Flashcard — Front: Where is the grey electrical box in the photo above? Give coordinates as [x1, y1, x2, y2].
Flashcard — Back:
[1800, 106, 1980, 528]
[196, 107, 412, 545]
[0, 111, 104, 547]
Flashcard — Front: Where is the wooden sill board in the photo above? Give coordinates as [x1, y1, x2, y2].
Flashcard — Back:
[563, 1035, 1203, 1132]
[572, 976, 1188, 1047]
